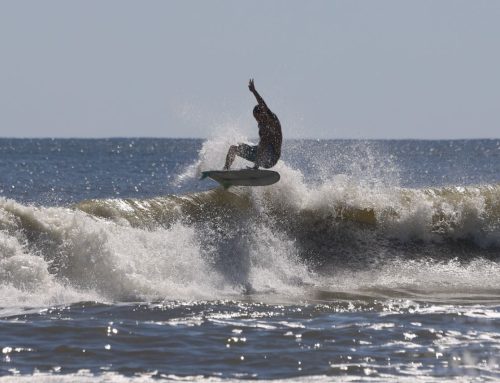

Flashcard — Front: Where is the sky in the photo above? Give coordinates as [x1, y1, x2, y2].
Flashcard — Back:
[0, 0, 499, 139]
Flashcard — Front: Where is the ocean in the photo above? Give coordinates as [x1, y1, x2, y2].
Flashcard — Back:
[1, 137, 500, 382]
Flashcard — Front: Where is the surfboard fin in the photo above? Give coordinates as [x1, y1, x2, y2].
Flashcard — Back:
[200, 171, 209, 180]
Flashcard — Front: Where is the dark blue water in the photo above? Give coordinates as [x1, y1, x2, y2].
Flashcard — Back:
[1, 138, 500, 382]
[0, 139, 204, 204]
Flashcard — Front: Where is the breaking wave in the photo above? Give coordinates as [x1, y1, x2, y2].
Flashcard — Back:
[1, 137, 500, 312]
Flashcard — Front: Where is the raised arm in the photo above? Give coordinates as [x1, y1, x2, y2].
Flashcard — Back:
[248, 79, 268, 109]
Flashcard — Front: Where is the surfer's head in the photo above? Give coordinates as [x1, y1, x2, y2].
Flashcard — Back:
[253, 105, 266, 121]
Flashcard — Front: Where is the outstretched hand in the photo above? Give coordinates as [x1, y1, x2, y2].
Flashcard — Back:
[248, 78, 256, 93]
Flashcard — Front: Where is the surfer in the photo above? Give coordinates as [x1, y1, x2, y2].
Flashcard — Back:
[223, 79, 282, 170]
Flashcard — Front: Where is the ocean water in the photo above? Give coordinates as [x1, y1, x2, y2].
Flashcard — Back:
[1, 137, 500, 382]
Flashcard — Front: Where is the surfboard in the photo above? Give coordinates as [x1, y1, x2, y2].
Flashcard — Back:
[201, 169, 280, 188]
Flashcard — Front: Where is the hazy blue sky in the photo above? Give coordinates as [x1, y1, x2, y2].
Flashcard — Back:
[1, 1, 499, 139]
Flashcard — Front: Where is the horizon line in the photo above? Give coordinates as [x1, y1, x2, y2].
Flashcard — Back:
[1, 136, 500, 141]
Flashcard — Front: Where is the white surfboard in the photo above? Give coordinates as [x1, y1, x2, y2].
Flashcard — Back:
[201, 169, 280, 188]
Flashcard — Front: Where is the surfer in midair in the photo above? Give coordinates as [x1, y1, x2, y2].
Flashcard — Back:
[223, 79, 282, 170]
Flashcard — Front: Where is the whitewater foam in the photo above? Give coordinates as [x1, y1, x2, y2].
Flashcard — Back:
[0, 193, 314, 312]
